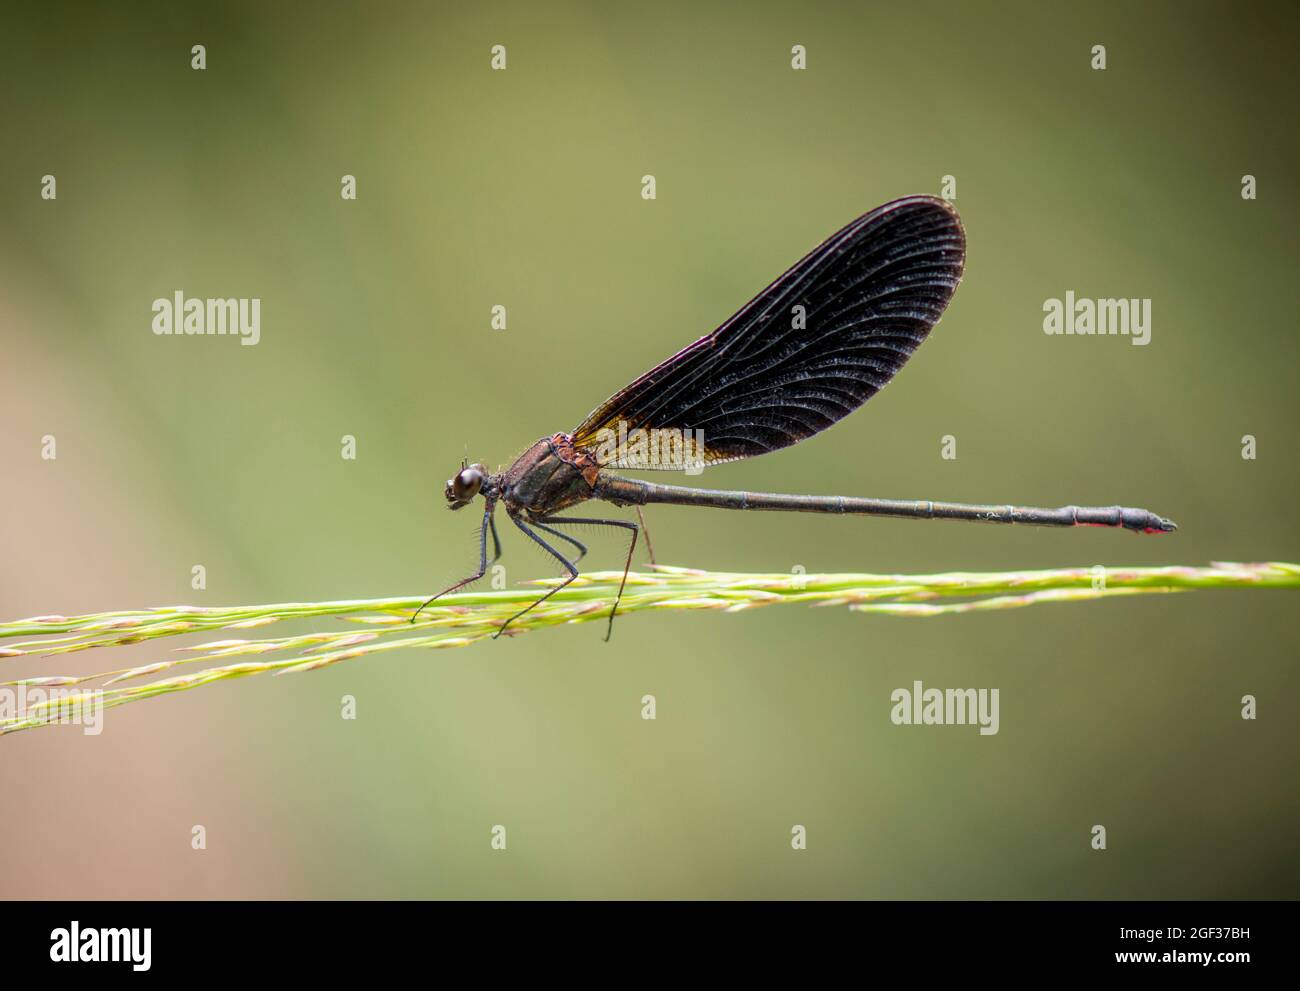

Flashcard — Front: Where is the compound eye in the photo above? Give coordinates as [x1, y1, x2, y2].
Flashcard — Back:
[453, 467, 484, 500]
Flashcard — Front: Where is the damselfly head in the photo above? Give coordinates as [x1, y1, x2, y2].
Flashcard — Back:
[445, 463, 488, 509]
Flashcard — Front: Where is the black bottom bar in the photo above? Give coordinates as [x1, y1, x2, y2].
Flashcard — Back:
[1, 899, 1280, 979]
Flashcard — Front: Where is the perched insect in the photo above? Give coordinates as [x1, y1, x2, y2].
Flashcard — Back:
[417, 196, 1175, 637]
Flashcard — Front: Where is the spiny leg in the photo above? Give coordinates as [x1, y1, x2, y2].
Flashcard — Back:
[496, 514, 580, 638]
[412, 498, 496, 622]
[540, 515, 638, 641]
[488, 513, 503, 566]
[534, 522, 588, 561]
[635, 506, 656, 566]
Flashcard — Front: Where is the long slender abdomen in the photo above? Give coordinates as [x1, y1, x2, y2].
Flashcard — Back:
[594, 475, 1176, 533]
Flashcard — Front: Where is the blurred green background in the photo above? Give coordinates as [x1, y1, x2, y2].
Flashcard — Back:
[1, 0, 1296, 899]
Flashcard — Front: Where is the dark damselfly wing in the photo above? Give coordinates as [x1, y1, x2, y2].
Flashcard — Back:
[572, 195, 966, 469]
